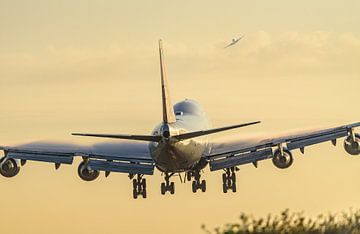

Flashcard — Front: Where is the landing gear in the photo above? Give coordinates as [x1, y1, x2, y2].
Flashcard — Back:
[189, 170, 206, 193]
[222, 167, 237, 193]
[131, 174, 147, 199]
[160, 173, 175, 195]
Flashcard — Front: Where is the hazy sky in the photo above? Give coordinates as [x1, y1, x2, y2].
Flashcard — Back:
[0, 1, 360, 234]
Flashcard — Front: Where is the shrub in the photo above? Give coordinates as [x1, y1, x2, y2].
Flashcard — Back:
[202, 209, 360, 234]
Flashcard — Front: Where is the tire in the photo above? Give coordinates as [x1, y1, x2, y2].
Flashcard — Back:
[201, 180, 206, 192]
[231, 181, 237, 193]
[161, 183, 166, 195]
[192, 181, 197, 193]
[223, 183, 227, 193]
[142, 189, 147, 199]
[187, 171, 192, 181]
[133, 189, 138, 199]
[231, 173, 236, 183]
[142, 179, 146, 189]
[170, 182, 175, 194]
[222, 173, 226, 183]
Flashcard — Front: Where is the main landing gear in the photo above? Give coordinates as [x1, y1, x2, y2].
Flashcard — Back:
[187, 170, 206, 193]
[222, 167, 237, 193]
[131, 174, 147, 199]
[161, 173, 175, 195]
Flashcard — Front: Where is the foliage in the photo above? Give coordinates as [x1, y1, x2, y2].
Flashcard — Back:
[202, 209, 360, 234]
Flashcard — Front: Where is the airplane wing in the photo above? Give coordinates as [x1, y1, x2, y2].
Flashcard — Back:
[224, 42, 235, 48]
[206, 122, 360, 171]
[224, 36, 244, 49]
[0, 140, 155, 175]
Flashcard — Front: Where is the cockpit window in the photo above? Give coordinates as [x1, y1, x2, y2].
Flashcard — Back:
[173, 100, 204, 116]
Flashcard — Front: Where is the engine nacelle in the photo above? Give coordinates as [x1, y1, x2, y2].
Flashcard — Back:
[344, 135, 360, 155]
[0, 157, 20, 178]
[272, 149, 293, 169]
[77, 161, 100, 181]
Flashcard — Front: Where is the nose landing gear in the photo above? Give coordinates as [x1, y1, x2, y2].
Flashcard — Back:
[222, 167, 237, 193]
[161, 173, 175, 195]
[131, 174, 147, 199]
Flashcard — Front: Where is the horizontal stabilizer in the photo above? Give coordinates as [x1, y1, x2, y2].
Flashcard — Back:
[72, 133, 162, 142]
[173, 121, 261, 141]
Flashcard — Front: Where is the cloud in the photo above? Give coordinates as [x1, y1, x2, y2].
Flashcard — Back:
[0, 31, 359, 85]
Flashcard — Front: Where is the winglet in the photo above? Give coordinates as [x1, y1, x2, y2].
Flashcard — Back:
[159, 39, 176, 123]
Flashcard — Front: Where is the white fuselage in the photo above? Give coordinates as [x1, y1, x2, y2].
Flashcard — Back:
[148, 100, 212, 172]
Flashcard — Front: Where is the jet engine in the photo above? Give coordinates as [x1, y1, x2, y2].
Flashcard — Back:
[272, 149, 293, 169]
[344, 134, 360, 155]
[77, 161, 99, 181]
[0, 157, 20, 178]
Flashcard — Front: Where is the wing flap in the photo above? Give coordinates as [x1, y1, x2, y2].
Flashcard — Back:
[1, 141, 154, 175]
[88, 160, 154, 175]
[209, 148, 273, 171]
[7, 152, 74, 164]
[287, 130, 347, 150]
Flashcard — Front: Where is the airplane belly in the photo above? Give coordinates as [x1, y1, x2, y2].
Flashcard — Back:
[149, 140, 204, 173]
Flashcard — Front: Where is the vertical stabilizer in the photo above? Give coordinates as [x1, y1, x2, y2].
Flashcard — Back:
[159, 40, 176, 123]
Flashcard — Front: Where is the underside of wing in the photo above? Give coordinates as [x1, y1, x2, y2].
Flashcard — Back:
[0, 140, 155, 176]
[206, 122, 360, 171]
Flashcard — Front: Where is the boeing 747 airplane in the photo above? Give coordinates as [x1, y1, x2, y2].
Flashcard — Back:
[0, 40, 359, 199]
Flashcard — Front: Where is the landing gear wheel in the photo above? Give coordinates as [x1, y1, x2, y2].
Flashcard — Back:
[231, 181, 236, 193]
[170, 182, 175, 194]
[222, 168, 237, 193]
[223, 182, 228, 193]
[132, 174, 147, 199]
[142, 179, 146, 189]
[133, 189, 138, 199]
[187, 171, 192, 181]
[142, 189, 147, 198]
[222, 173, 226, 183]
[161, 182, 166, 195]
[161, 173, 175, 195]
[189, 170, 206, 193]
[231, 173, 236, 183]
[192, 181, 197, 193]
[201, 180, 206, 192]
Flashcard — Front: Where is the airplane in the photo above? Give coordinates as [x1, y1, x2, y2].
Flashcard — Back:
[224, 35, 244, 48]
[0, 40, 359, 199]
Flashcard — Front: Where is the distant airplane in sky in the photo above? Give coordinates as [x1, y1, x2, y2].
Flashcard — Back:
[224, 35, 244, 48]
[0, 40, 359, 199]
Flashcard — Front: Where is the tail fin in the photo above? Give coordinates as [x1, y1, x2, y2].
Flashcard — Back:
[159, 40, 176, 123]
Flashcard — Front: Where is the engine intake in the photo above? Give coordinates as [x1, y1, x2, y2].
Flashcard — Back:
[272, 149, 293, 169]
[344, 135, 360, 155]
[77, 161, 100, 181]
[0, 157, 20, 178]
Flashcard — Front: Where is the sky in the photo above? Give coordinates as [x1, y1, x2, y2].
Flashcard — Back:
[0, 0, 360, 233]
